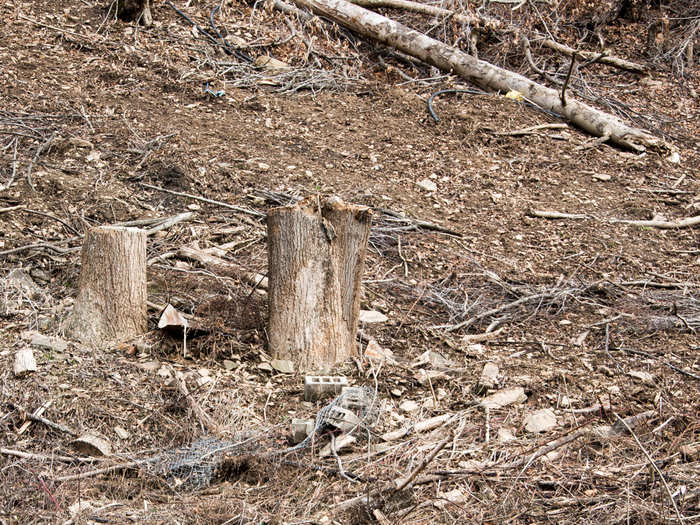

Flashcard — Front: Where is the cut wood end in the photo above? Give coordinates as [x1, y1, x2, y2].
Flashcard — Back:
[92, 226, 145, 234]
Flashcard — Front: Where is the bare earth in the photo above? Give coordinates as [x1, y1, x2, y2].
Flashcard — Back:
[1, 0, 699, 523]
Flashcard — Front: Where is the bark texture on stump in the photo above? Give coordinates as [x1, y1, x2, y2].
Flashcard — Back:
[64, 226, 147, 346]
[267, 196, 372, 372]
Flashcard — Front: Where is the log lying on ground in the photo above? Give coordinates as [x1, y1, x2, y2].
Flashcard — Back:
[292, 0, 663, 151]
[349, 0, 501, 30]
[349, 0, 645, 73]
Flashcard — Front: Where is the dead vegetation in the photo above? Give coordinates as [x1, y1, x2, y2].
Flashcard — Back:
[1, 0, 699, 523]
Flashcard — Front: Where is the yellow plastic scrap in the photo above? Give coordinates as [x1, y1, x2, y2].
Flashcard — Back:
[505, 90, 524, 101]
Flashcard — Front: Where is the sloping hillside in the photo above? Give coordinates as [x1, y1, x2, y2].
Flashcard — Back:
[1, 0, 698, 523]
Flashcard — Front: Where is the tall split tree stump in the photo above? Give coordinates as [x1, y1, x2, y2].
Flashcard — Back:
[64, 226, 147, 346]
[267, 196, 372, 372]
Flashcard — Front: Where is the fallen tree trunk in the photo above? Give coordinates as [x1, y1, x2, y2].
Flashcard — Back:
[349, 0, 501, 30]
[350, 0, 646, 74]
[292, 0, 662, 151]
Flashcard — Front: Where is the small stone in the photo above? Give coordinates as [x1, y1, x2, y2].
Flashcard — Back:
[524, 409, 558, 433]
[114, 426, 130, 440]
[71, 435, 112, 457]
[257, 162, 270, 171]
[364, 339, 395, 364]
[592, 173, 612, 181]
[498, 427, 517, 443]
[29, 332, 68, 353]
[138, 360, 160, 372]
[223, 360, 236, 371]
[270, 359, 294, 374]
[319, 434, 356, 457]
[257, 362, 273, 373]
[186, 203, 201, 211]
[478, 362, 500, 390]
[414, 369, 448, 386]
[417, 178, 437, 192]
[390, 388, 403, 397]
[399, 400, 420, 413]
[196, 374, 212, 387]
[413, 350, 453, 368]
[6, 268, 37, 290]
[480, 387, 527, 409]
[559, 319, 572, 326]
[666, 151, 680, 164]
[628, 370, 655, 384]
[358, 310, 388, 323]
[13, 348, 37, 377]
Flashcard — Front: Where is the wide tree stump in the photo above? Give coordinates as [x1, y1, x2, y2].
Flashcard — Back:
[267, 196, 372, 372]
[64, 226, 147, 346]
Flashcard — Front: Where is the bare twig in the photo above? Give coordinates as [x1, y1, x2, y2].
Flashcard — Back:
[528, 209, 588, 219]
[1, 448, 101, 464]
[52, 460, 145, 482]
[494, 123, 568, 136]
[613, 413, 684, 523]
[144, 212, 195, 235]
[610, 215, 700, 229]
[394, 432, 453, 491]
[560, 51, 577, 106]
[139, 183, 265, 218]
[0, 138, 19, 192]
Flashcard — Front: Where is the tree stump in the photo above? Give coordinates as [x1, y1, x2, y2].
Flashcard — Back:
[116, 0, 152, 26]
[64, 226, 147, 346]
[267, 196, 372, 372]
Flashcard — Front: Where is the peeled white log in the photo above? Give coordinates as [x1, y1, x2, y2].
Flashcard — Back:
[292, 0, 663, 151]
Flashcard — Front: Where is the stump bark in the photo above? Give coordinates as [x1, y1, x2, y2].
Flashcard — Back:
[64, 226, 147, 346]
[267, 196, 372, 372]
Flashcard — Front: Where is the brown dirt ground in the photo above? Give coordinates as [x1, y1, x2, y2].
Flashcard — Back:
[1, 0, 699, 523]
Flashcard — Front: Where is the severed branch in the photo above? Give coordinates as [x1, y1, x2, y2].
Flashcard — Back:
[610, 215, 700, 229]
[540, 39, 646, 74]
[494, 123, 568, 137]
[436, 282, 601, 332]
[53, 460, 145, 482]
[528, 209, 588, 220]
[613, 413, 684, 523]
[139, 183, 266, 218]
[1, 448, 102, 464]
[168, 366, 220, 435]
[529, 210, 700, 229]
[144, 212, 194, 235]
[560, 52, 577, 106]
[0, 138, 19, 192]
[349, 0, 646, 74]
[349, 0, 502, 30]
[393, 432, 453, 491]
[291, 0, 662, 151]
